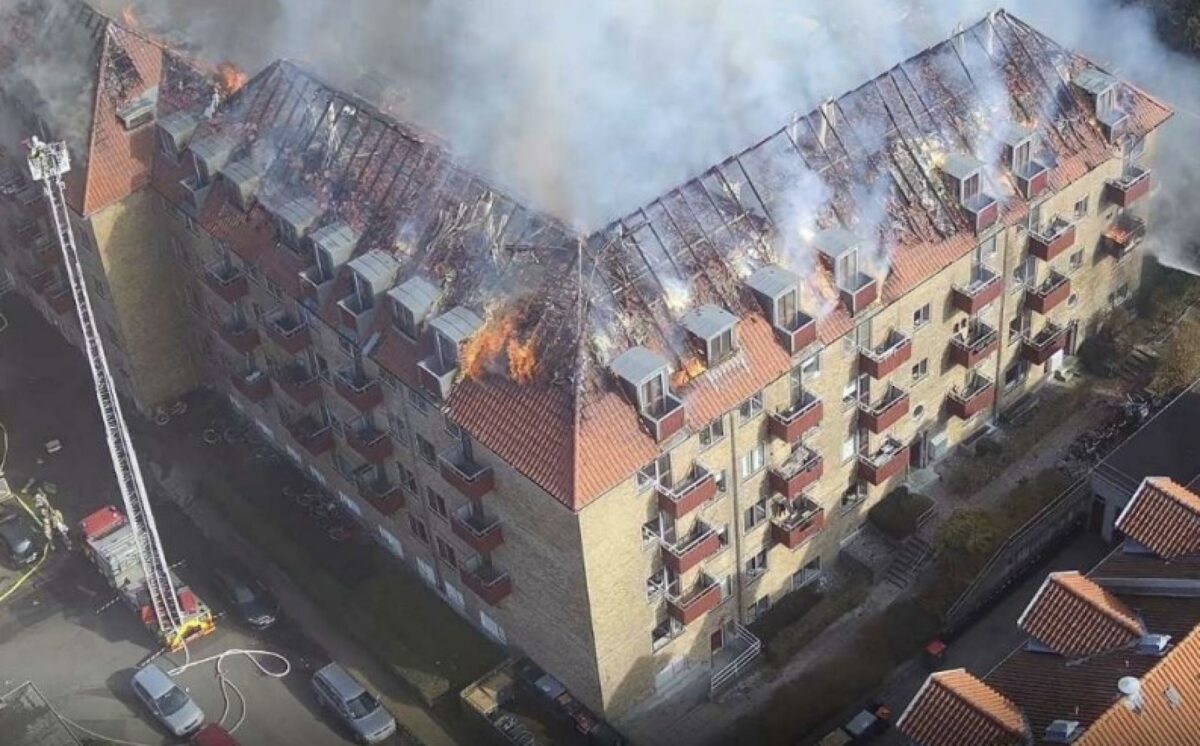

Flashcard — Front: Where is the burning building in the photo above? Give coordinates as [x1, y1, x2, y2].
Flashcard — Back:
[0, 0, 1174, 732]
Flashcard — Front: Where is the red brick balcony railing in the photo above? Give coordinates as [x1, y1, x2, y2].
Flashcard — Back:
[1021, 323, 1068, 365]
[216, 319, 260, 354]
[359, 477, 404, 516]
[661, 522, 720, 574]
[264, 312, 311, 354]
[333, 370, 383, 412]
[947, 374, 996, 420]
[452, 505, 504, 554]
[767, 448, 824, 500]
[656, 464, 717, 519]
[203, 262, 249, 304]
[1028, 218, 1076, 262]
[417, 355, 457, 401]
[439, 447, 495, 499]
[839, 272, 878, 315]
[1104, 167, 1152, 207]
[639, 393, 686, 443]
[298, 265, 337, 307]
[230, 369, 271, 403]
[773, 310, 818, 355]
[667, 574, 723, 626]
[287, 418, 334, 456]
[770, 496, 825, 550]
[460, 558, 512, 606]
[859, 386, 910, 434]
[858, 438, 909, 486]
[1026, 270, 1071, 314]
[767, 391, 823, 442]
[345, 424, 393, 464]
[1101, 214, 1146, 262]
[272, 363, 322, 407]
[337, 291, 377, 340]
[1014, 159, 1049, 200]
[951, 267, 1002, 314]
[859, 331, 912, 379]
[949, 322, 999, 369]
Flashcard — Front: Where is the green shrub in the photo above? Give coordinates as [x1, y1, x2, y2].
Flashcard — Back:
[868, 487, 934, 541]
[1077, 332, 1117, 376]
[750, 585, 823, 644]
[764, 576, 871, 666]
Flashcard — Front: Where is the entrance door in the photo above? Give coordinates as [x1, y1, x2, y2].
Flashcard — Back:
[910, 430, 929, 468]
[1066, 321, 1080, 356]
[710, 628, 724, 652]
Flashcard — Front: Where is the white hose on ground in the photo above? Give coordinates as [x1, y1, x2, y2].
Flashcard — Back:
[167, 641, 292, 734]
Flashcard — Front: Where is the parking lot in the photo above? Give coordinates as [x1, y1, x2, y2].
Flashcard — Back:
[0, 297, 408, 745]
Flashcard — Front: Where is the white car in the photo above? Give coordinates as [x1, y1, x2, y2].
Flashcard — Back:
[130, 663, 205, 737]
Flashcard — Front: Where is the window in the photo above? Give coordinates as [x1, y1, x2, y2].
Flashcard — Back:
[1067, 293, 1079, 309]
[397, 463, 417, 494]
[640, 374, 667, 415]
[1011, 255, 1034, 289]
[416, 435, 437, 465]
[738, 392, 763, 422]
[745, 549, 768, 580]
[842, 379, 859, 409]
[714, 470, 728, 495]
[746, 596, 771, 623]
[445, 419, 462, 440]
[842, 435, 856, 463]
[426, 488, 448, 519]
[743, 497, 768, 531]
[378, 526, 405, 559]
[912, 303, 931, 330]
[775, 288, 798, 328]
[646, 568, 668, 601]
[911, 359, 929, 383]
[961, 171, 980, 202]
[409, 516, 429, 544]
[1069, 250, 1084, 272]
[1008, 314, 1028, 346]
[799, 352, 821, 379]
[1013, 139, 1031, 172]
[708, 328, 735, 364]
[841, 483, 866, 510]
[835, 250, 859, 290]
[740, 445, 766, 480]
[636, 455, 670, 492]
[479, 611, 507, 645]
[1097, 87, 1115, 117]
[1073, 197, 1089, 219]
[1004, 360, 1029, 390]
[393, 300, 417, 339]
[435, 536, 457, 567]
[793, 558, 821, 589]
[699, 418, 726, 449]
[408, 387, 432, 415]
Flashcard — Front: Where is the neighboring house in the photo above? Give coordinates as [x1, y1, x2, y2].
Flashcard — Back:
[0, 3, 1176, 724]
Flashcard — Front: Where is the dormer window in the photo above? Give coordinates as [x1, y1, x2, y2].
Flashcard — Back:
[1000, 124, 1049, 200]
[417, 307, 484, 400]
[157, 111, 200, 161]
[611, 346, 686, 442]
[942, 154, 999, 234]
[1074, 68, 1127, 142]
[640, 371, 667, 415]
[387, 276, 440, 342]
[274, 197, 321, 253]
[680, 304, 739, 367]
[116, 87, 157, 132]
[814, 230, 878, 315]
[960, 170, 980, 203]
[188, 134, 235, 189]
[1012, 139, 1031, 173]
[220, 160, 264, 212]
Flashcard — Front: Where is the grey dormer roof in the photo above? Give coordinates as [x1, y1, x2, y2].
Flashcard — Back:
[388, 276, 440, 322]
[942, 153, 982, 181]
[747, 264, 800, 300]
[1074, 67, 1117, 96]
[814, 228, 861, 260]
[158, 110, 200, 147]
[998, 123, 1035, 148]
[611, 346, 669, 386]
[347, 249, 401, 295]
[220, 159, 264, 203]
[276, 197, 322, 238]
[116, 86, 157, 127]
[190, 133, 236, 172]
[680, 304, 738, 341]
[430, 306, 484, 345]
[310, 221, 358, 264]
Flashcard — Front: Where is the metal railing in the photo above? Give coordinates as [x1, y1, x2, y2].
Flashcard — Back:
[710, 624, 762, 696]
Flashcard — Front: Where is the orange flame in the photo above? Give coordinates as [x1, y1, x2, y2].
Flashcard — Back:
[671, 356, 706, 388]
[216, 62, 248, 95]
[120, 4, 139, 28]
[462, 311, 539, 384]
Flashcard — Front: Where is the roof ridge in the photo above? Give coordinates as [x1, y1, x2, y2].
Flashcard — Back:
[78, 17, 113, 217]
[934, 669, 1027, 738]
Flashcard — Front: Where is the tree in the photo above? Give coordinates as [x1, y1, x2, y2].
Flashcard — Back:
[1152, 320, 1200, 394]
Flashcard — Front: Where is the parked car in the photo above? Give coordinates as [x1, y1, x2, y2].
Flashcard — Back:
[191, 723, 240, 745]
[211, 559, 279, 630]
[130, 664, 205, 737]
[312, 662, 397, 744]
[0, 510, 41, 567]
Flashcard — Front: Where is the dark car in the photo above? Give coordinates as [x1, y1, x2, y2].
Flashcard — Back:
[211, 560, 279, 629]
[0, 511, 41, 567]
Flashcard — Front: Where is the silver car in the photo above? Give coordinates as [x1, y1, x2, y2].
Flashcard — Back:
[312, 662, 396, 744]
[130, 663, 205, 737]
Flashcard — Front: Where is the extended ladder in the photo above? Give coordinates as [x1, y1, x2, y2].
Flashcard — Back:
[26, 138, 185, 639]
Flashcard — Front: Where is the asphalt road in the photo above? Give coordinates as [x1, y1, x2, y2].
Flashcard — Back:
[0, 298, 389, 745]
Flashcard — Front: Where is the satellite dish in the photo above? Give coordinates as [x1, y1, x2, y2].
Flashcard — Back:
[1118, 677, 1142, 696]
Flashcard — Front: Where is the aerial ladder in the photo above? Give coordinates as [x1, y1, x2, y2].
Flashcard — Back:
[27, 138, 214, 650]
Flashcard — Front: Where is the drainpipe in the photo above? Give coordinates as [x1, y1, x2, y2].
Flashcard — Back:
[727, 412, 746, 623]
[992, 228, 1012, 421]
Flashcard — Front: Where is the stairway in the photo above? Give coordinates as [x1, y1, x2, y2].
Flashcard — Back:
[1115, 345, 1158, 385]
[884, 535, 934, 588]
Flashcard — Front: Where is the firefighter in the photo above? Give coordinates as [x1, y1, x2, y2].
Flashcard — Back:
[50, 507, 72, 551]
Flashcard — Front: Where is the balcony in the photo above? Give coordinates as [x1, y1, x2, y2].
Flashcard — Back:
[773, 310, 818, 355]
[858, 437, 910, 485]
[859, 331, 912, 379]
[359, 477, 404, 516]
[949, 321, 999, 369]
[951, 267, 1002, 314]
[1101, 214, 1146, 262]
[272, 363, 321, 406]
[838, 272, 878, 315]
[417, 355, 457, 401]
[439, 447, 495, 499]
[666, 574, 722, 626]
[452, 504, 504, 554]
[264, 312, 311, 354]
[963, 193, 999, 234]
[287, 417, 334, 456]
[859, 386, 910, 434]
[1026, 270, 1071, 315]
[47, 284, 74, 315]
[216, 318, 260, 354]
[947, 373, 996, 420]
[769, 495, 825, 550]
[767, 447, 824, 500]
[27, 269, 55, 294]
[767, 391, 823, 443]
[661, 522, 720, 574]
[1014, 159, 1050, 200]
[298, 266, 337, 307]
[1028, 218, 1076, 262]
[1105, 167, 1152, 207]
[31, 233, 58, 268]
[345, 424, 393, 464]
[230, 369, 271, 403]
[334, 370, 383, 412]
[337, 292, 376, 340]
[1021, 323, 1068, 365]
[460, 557, 512, 606]
[656, 464, 717, 519]
[203, 262, 249, 304]
[639, 393, 687, 443]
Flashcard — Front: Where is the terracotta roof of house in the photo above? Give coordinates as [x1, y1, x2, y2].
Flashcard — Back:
[143, 10, 1171, 510]
[1017, 572, 1145, 658]
[897, 668, 1029, 746]
[1116, 478, 1200, 561]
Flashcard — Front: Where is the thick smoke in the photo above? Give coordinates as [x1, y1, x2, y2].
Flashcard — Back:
[85, 0, 1200, 269]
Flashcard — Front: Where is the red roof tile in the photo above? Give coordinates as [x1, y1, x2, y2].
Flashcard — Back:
[1116, 478, 1200, 561]
[897, 669, 1029, 746]
[1018, 572, 1145, 657]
